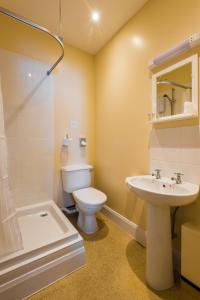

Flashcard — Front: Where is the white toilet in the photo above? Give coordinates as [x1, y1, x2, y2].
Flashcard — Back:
[61, 164, 107, 234]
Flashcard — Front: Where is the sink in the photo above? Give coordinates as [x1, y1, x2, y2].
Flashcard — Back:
[125, 175, 199, 291]
[126, 175, 199, 206]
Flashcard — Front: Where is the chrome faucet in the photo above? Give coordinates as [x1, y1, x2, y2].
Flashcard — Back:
[152, 169, 161, 179]
[172, 172, 184, 184]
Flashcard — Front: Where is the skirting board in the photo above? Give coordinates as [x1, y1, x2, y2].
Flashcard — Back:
[102, 205, 146, 247]
[102, 205, 181, 271]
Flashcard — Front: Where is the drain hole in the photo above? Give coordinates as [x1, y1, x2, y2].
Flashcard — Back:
[40, 212, 48, 217]
[163, 184, 166, 188]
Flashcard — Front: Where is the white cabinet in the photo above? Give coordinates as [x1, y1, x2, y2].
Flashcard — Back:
[181, 222, 200, 288]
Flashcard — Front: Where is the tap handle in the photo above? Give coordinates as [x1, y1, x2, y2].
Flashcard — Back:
[174, 172, 184, 183]
[152, 169, 161, 178]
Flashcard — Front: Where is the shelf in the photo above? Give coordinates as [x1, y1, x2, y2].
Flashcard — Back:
[149, 113, 198, 124]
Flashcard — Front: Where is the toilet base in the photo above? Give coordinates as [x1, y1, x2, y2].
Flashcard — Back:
[77, 211, 98, 234]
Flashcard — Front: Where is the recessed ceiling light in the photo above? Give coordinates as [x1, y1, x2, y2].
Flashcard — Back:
[131, 36, 143, 47]
[91, 11, 100, 23]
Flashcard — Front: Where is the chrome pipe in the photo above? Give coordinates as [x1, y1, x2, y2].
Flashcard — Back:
[157, 80, 191, 90]
[0, 6, 64, 75]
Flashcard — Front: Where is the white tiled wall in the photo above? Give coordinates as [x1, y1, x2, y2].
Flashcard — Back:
[149, 125, 200, 225]
[149, 126, 200, 185]
[0, 49, 54, 207]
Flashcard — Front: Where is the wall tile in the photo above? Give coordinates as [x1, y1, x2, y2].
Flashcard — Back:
[0, 49, 54, 207]
[150, 125, 200, 184]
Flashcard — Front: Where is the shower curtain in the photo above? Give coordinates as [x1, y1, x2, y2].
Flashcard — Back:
[0, 78, 23, 258]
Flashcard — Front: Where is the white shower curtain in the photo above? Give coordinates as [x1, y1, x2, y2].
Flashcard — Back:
[0, 79, 23, 258]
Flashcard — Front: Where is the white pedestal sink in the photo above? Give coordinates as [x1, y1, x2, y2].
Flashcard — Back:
[126, 175, 199, 291]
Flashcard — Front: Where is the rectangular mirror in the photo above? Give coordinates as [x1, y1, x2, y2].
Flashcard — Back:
[151, 54, 198, 123]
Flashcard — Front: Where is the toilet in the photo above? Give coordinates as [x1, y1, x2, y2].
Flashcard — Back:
[61, 164, 107, 234]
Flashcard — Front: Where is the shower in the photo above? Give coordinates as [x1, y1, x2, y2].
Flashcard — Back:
[163, 89, 176, 115]
[157, 80, 192, 116]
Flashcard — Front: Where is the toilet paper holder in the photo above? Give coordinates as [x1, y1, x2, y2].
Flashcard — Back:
[80, 137, 87, 147]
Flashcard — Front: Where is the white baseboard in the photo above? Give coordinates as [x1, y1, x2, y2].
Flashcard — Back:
[102, 205, 181, 271]
[102, 205, 146, 247]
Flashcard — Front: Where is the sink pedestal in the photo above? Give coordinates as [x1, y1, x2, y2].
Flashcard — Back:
[126, 175, 199, 291]
[146, 203, 174, 291]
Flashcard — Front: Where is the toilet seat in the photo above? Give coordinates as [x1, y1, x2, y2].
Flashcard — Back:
[73, 187, 107, 206]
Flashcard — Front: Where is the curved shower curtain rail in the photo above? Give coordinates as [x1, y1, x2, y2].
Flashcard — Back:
[0, 6, 64, 75]
[157, 80, 192, 90]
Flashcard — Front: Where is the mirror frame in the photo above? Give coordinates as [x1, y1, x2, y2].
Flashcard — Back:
[151, 54, 198, 123]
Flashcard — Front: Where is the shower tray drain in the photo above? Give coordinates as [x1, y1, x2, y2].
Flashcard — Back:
[39, 212, 48, 217]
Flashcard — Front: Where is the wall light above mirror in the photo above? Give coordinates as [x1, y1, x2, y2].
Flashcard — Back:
[150, 54, 198, 123]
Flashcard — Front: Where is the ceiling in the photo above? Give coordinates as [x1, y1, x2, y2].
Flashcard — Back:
[0, 0, 148, 54]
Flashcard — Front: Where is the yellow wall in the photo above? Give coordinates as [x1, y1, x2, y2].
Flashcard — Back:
[0, 14, 95, 206]
[1, 0, 200, 231]
[95, 0, 200, 229]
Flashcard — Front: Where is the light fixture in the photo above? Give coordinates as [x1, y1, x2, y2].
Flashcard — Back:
[91, 11, 100, 23]
[28, 73, 32, 78]
[148, 33, 200, 69]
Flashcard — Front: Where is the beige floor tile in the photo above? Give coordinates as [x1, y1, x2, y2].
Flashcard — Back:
[28, 213, 200, 300]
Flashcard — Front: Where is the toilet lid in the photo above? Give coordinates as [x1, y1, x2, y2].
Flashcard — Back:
[73, 187, 107, 205]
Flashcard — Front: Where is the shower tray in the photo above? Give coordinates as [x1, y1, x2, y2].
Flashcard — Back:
[0, 200, 85, 300]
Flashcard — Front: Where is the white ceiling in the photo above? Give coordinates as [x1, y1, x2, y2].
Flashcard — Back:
[0, 0, 148, 54]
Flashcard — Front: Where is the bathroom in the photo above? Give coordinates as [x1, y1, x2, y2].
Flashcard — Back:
[0, 0, 200, 299]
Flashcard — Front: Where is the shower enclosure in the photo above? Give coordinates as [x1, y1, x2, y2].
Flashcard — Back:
[0, 9, 85, 299]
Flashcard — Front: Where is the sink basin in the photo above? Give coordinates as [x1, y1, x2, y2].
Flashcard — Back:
[126, 175, 199, 206]
[125, 175, 199, 291]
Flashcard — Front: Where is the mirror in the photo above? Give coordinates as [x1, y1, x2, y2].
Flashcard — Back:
[151, 54, 198, 123]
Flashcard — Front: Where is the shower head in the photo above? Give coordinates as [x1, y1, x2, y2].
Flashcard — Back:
[163, 94, 172, 101]
[163, 93, 176, 104]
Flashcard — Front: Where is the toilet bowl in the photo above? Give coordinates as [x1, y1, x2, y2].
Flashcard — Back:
[73, 187, 107, 234]
[61, 164, 107, 234]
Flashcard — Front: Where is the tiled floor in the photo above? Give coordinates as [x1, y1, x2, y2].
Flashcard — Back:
[29, 213, 200, 300]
